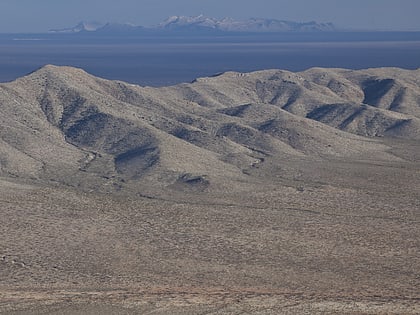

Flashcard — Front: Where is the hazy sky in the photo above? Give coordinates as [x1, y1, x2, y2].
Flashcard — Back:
[1, 0, 420, 32]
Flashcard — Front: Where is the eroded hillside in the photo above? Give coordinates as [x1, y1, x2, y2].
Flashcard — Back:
[1, 65, 419, 195]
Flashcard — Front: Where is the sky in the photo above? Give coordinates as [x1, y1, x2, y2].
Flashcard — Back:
[0, 0, 420, 33]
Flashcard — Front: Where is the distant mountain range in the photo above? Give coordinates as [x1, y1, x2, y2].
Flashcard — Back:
[49, 15, 336, 34]
[158, 15, 335, 32]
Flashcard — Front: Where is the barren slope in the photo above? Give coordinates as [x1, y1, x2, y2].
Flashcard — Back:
[2, 65, 418, 193]
[0, 66, 419, 314]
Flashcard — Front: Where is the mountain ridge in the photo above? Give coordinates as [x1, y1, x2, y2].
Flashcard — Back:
[158, 15, 335, 32]
[1, 65, 419, 194]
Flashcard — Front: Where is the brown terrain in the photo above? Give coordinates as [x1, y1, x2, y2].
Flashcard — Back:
[0, 65, 419, 314]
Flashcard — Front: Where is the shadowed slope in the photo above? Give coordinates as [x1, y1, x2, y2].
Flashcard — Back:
[169, 68, 420, 139]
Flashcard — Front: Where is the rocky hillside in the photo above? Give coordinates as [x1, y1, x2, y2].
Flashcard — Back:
[0, 65, 419, 192]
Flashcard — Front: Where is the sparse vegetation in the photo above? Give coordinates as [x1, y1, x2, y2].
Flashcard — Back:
[0, 66, 419, 314]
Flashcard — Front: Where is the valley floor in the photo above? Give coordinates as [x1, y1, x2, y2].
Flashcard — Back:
[1, 138, 419, 314]
[1, 288, 419, 314]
